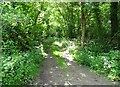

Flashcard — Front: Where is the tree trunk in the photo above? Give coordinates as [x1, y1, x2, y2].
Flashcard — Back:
[81, 2, 86, 48]
[111, 2, 118, 38]
[110, 2, 119, 48]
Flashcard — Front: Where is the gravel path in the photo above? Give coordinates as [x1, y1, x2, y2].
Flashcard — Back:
[29, 53, 117, 86]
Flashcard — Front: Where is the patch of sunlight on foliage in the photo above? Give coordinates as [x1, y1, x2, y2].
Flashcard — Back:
[53, 41, 62, 47]
[60, 39, 69, 48]
[53, 50, 74, 61]
[53, 51, 63, 58]
[67, 42, 78, 55]
[60, 39, 78, 55]
[62, 50, 74, 61]
[36, 44, 48, 57]
[51, 45, 60, 52]
[50, 21, 60, 27]
[56, 59, 68, 69]
[51, 38, 77, 62]
[66, 62, 72, 66]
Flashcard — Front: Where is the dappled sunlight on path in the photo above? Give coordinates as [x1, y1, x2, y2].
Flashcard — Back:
[30, 53, 115, 86]
[62, 50, 74, 61]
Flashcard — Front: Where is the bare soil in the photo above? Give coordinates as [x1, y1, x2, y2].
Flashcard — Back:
[29, 53, 117, 86]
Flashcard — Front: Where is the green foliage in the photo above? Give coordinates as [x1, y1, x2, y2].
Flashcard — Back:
[50, 38, 120, 81]
[105, 50, 120, 80]
[42, 37, 57, 53]
[1, 2, 120, 84]
[75, 50, 91, 66]
[51, 45, 60, 52]
[74, 43, 120, 81]
[56, 59, 68, 69]
[2, 48, 44, 85]
[2, 2, 44, 51]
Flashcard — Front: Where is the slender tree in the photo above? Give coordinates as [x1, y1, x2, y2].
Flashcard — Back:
[81, 2, 86, 48]
[110, 2, 119, 48]
[111, 2, 118, 37]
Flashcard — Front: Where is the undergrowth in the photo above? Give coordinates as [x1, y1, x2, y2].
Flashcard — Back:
[49, 38, 120, 81]
[74, 42, 120, 81]
[2, 47, 44, 85]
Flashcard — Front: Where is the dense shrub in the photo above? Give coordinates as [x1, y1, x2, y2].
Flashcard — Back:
[75, 50, 91, 66]
[74, 45, 120, 81]
[2, 48, 44, 85]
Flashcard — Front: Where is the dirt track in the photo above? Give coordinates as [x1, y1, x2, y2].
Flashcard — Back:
[29, 53, 117, 86]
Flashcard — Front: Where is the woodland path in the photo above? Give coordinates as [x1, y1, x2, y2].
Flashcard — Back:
[29, 50, 116, 86]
